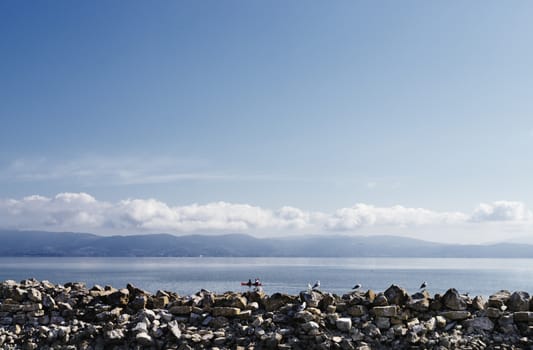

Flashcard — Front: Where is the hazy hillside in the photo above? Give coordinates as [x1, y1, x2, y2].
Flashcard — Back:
[0, 230, 531, 258]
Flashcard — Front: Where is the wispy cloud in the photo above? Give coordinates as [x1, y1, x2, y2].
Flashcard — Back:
[1, 193, 532, 243]
[0, 155, 314, 186]
[0, 155, 236, 186]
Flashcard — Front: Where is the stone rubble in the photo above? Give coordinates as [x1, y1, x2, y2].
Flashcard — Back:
[0, 279, 532, 349]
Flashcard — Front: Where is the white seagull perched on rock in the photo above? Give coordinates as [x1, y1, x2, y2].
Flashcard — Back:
[352, 283, 362, 290]
[419, 281, 427, 289]
[312, 280, 320, 290]
[296, 301, 307, 312]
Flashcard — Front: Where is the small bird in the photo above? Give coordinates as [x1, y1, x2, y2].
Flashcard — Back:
[296, 301, 307, 312]
[419, 281, 427, 289]
[307, 283, 312, 291]
[312, 280, 320, 290]
[352, 283, 362, 290]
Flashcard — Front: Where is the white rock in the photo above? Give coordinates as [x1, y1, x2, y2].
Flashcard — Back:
[336, 318, 352, 332]
[135, 332, 153, 346]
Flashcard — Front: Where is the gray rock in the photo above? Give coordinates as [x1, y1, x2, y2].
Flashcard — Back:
[439, 310, 471, 320]
[42, 294, 56, 309]
[252, 316, 264, 327]
[318, 292, 336, 311]
[472, 295, 486, 310]
[507, 291, 530, 312]
[169, 305, 192, 315]
[498, 314, 517, 334]
[486, 307, 503, 318]
[363, 323, 381, 338]
[132, 321, 148, 333]
[264, 332, 283, 348]
[130, 295, 148, 310]
[442, 288, 467, 311]
[264, 293, 298, 311]
[407, 298, 429, 312]
[168, 321, 181, 339]
[105, 329, 125, 341]
[212, 307, 241, 317]
[424, 317, 436, 331]
[373, 306, 397, 317]
[336, 318, 352, 332]
[210, 316, 229, 328]
[513, 311, 533, 323]
[384, 285, 410, 305]
[27, 288, 42, 303]
[375, 316, 390, 329]
[294, 310, 314, 322]
[488, 290, 511, 309]
[463, 317, 494, 331]
[107, 289, 129, 306]
[135, 331, 153, 346]
[347, 305, 366, 317]
[301, 321, 320, 333]
[373, 293, 388, 306]
[300, 291, 323, 308]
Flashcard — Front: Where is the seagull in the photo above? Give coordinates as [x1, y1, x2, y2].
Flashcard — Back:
[419, 281, 427, 289]
[296, 301, 307, 312]
[312, 280, 320, 290]
[307, 283, 312, 291]
[352, 283, 362, 290]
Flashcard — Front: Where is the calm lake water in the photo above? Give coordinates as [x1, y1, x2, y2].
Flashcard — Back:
[1, 257, 532, 297]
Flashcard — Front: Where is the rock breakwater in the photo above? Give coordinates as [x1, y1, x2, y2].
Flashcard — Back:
[0, 279, 532, 349]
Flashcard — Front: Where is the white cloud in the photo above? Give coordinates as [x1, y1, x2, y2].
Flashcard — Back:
[1, 193, 533, 243]
[471, 201, 532, 222]
[0, 193, 108, 231]
[325, 203, 467, 230]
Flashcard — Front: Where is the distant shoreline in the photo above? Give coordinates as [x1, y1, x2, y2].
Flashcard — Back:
[2, 230, 533, 258]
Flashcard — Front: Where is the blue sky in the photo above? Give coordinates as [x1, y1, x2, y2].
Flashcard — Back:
[2, 1, 533, 242]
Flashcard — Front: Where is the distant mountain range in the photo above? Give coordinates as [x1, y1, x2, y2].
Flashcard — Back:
[0, 230, 532, 258]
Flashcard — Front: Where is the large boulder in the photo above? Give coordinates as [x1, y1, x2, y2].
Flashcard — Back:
[215, 293, 247, 309]
[318, 293, 336, 311]
[107, 289, 130, 307]
[264, 293, 298, 312]
[300, 291, 323, 308]
[507, 291, 530, 312]
[442, 288, 466, 311]
[384, 285, 410, 306]
[488, 290, 511, 309]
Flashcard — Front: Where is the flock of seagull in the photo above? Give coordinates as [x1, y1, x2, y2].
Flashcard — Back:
[294, 280, 429, 313]
[307, 280, 428, 291]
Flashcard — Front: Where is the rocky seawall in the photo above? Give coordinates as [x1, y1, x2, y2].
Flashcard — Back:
[0, 279, 532, 349]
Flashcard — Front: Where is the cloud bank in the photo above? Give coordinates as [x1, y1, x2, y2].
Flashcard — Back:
[1, 193, 532, 243]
